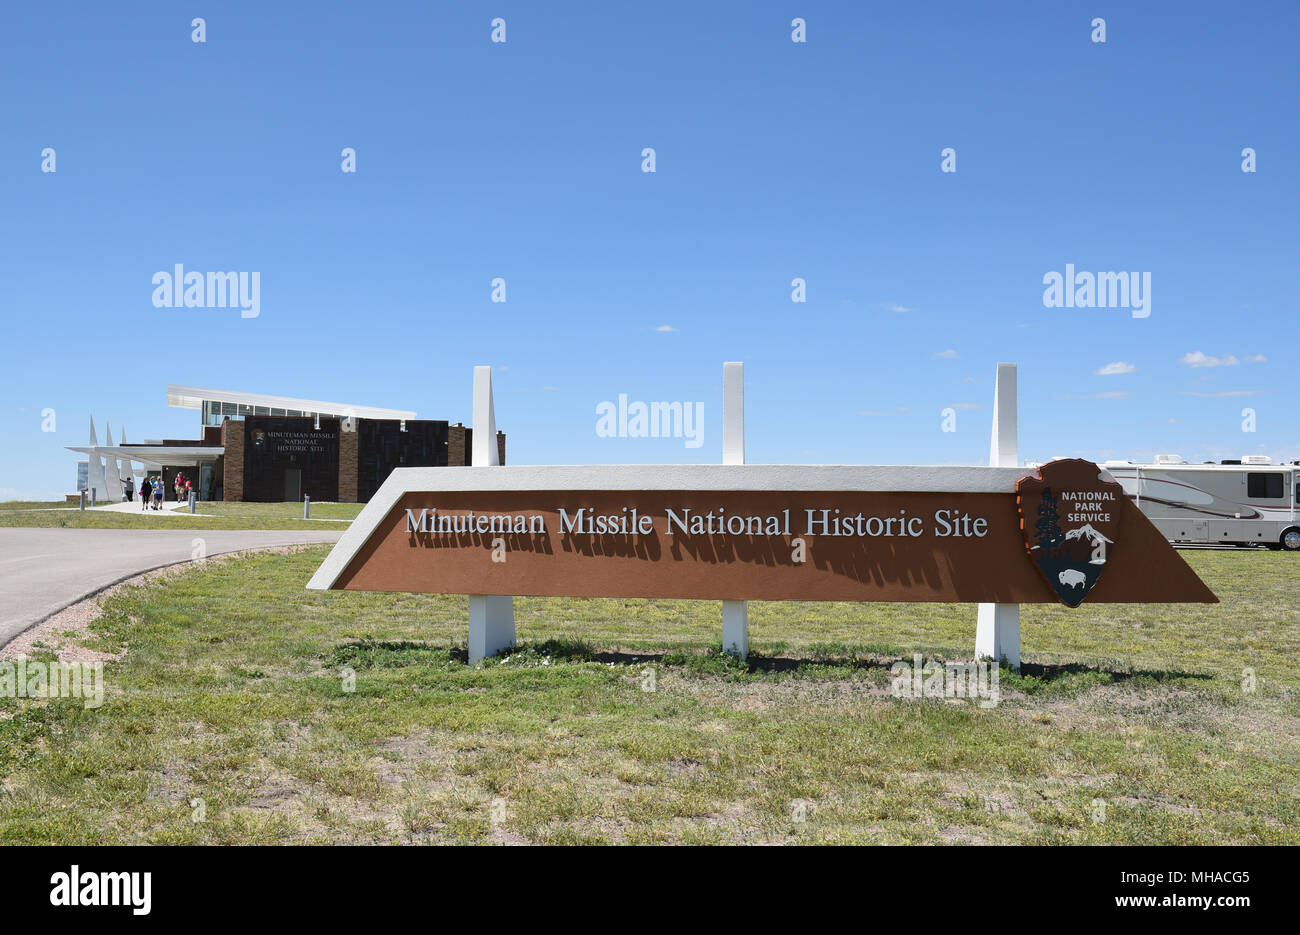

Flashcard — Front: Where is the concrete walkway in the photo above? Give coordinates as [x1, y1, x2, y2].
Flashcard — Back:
[88, 499, 216, 516]
[0, 527, 343, 649]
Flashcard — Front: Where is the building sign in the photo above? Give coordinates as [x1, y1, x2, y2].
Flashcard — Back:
[251, 427, 336, 455]
[308, 463, 1216, 605]
[241, 416, 341, 502]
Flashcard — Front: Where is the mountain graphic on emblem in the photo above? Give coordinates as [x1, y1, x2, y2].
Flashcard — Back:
[1016, 459, 1123, 607]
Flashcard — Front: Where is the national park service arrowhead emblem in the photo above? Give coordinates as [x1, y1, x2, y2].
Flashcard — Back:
[1017, 459, 1123, 607]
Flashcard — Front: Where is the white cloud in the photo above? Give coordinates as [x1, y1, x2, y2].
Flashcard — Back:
[1244, 353, 1267, 364]
[946, 402, 979, 411]
[1057, 391, 1131, 400]
[882, 303, 916, 313]
[653, 324, 677, 332]
[1181, 351, 1239, 368]
[933, 349, 959, 359]
[1094, 361, 1135, 376]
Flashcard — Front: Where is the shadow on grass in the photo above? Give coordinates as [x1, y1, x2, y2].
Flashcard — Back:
[1018, 661, 1213, 683]
[325, 638, 1216, 690]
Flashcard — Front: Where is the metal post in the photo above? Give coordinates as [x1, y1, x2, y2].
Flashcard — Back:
[190, 490, 197, 514]
[304, 495, 311, 519]
[90, 489, 96, 508]
[79, 490, 86, 511]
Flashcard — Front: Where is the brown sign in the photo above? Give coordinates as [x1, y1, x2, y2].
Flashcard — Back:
[331, 479, 1216, 604]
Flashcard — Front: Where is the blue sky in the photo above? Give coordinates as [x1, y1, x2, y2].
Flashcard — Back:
[2, 1, 1297, 499]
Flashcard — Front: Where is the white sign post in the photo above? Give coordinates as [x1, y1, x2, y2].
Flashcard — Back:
[721, 362, 749, 659]
[975, 362, 1021, 670]
[467, 365, 517, 663]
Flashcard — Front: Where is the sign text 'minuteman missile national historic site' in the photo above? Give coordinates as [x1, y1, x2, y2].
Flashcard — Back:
[309, 461, 1216, 605]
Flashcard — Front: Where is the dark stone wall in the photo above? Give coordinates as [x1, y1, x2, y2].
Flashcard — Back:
[222, 415, 501, 502]
[242, 417, 340, 502]
[356, 419, 450, 502]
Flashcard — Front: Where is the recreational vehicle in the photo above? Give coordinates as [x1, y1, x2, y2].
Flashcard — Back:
[1099, 455, 1300, 551]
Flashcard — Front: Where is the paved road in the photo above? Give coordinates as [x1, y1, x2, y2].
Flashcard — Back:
[0, 528, 343, 648]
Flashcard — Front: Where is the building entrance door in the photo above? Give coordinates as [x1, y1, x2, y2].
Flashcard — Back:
[283, 468, 302, 502]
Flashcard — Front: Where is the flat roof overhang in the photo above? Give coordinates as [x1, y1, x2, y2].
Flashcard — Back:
[67, 445, 224, 467]
[166, 384, 416, 421]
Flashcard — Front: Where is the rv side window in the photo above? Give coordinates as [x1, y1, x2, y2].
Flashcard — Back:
[1247, 473, 1284, 499]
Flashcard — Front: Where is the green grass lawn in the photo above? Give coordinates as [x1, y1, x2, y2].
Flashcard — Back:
[177, 501, 362, 521]
[0, 500, 361, 530]
[1, 547, 1296, 844]
[0, 500, 84, 511]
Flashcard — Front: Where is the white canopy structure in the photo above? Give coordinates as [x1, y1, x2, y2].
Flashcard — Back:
[167, 384, 416, 426]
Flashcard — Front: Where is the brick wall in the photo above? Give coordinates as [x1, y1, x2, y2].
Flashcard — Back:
[448, 424, 468, 466]
[446, 424, 506, 466]
[338, 420, 359, 502]
[221, 418, 244, 501]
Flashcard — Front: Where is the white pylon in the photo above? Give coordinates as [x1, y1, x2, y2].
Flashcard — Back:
[467, 365, 515, 663]
[104, 422, 122, 499]
[86, 416, 108, 501]
[721, 361, 748, 659]
[975, 363, 1021, 670]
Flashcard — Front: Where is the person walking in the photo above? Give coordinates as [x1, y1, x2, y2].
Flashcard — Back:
[140, 475, 151, 511]
[124, 476, 134, 503]
[151, 476, 163, 510]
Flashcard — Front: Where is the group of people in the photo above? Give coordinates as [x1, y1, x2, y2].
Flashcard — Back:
[127, 472, 193, 510]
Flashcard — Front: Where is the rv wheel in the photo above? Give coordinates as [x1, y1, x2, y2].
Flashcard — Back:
[1282, 528, 1300, 552]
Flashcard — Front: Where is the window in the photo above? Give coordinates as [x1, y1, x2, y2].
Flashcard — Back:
[1247, 472, 1284, 499]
